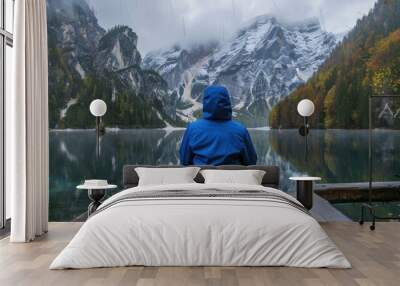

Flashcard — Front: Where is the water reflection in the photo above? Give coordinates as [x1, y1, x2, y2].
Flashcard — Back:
[50, 129, 400, 221]
[269, 129, 400, 183]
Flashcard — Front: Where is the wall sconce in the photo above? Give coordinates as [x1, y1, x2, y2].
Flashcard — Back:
[297, 99, 315, 161]
[90, 99, 107, 136]
[90, 99, 107, 158]
[297, 99, 315, 136]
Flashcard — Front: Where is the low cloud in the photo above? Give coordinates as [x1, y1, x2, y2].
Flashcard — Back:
[86, 0, 377, 54]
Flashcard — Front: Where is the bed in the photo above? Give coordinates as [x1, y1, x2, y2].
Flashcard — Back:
[50, 165, 350, 269]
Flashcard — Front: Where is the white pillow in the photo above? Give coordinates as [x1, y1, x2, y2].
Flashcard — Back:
[135, 167, 201, 186]
[200, 169, 266, 185]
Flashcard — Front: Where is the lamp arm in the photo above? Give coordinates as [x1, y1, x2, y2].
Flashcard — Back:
[304, 116, 308, 127]
[304, 116, 309, 162]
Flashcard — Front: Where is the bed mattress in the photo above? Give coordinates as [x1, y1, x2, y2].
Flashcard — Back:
[50, 183, 351, 269]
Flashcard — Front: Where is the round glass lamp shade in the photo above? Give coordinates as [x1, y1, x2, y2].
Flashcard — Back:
[90, 99, 107, 117]
[297, 99, 315, 117]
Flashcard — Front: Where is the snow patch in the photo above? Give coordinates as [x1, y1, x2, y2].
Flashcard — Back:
[112, 39, 124, 69]
[111, 87, 117, 102]
[60, 98, 78, 119]
[75, 62, 86, 78]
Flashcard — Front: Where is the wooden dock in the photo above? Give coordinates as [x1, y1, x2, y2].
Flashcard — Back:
[315, 181, 400, 203]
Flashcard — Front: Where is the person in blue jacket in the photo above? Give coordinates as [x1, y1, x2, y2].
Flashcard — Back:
[179, 85, 257, 166]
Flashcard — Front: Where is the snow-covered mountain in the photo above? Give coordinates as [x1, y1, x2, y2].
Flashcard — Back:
[143, 42, 219, 90]
[143, 15, 338, 127]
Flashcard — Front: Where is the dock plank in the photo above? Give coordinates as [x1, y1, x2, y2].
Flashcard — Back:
[315, 181, 400, 203]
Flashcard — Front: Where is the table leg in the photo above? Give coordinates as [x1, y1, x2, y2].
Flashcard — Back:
[88, 189, 106, 216]
[296, 181, 313, 210]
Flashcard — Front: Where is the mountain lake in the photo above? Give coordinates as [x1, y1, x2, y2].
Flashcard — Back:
[50, 129, 400, 221]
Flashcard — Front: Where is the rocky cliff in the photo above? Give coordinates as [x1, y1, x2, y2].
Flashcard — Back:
[47, 0, 182, 128]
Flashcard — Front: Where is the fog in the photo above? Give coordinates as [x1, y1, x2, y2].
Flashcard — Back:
[86, 0, 377, 55]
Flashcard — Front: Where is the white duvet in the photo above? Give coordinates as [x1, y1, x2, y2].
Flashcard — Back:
[50, 183, 351, 269]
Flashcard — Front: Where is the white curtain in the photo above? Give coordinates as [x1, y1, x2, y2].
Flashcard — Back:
[8, 0, 49, 242]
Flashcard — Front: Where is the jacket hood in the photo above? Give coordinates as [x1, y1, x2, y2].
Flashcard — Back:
[203, 86, 232, 120]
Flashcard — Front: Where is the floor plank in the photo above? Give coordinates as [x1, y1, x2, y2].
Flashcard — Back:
[0, 222, 399, 286]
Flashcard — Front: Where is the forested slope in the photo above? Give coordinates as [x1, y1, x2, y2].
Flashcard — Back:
[270, 0, 400, 129]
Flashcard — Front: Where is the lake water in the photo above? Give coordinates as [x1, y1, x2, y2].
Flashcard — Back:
[50, 129, 400, 221]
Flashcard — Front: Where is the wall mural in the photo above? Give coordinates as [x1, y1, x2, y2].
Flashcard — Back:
[47, 0, 372, 129]
[47, 0, 400, 222]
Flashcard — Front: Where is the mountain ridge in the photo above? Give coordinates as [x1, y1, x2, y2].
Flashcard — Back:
[143, 15, 338, 127]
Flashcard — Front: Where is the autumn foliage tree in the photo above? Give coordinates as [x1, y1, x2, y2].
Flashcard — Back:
[270, 0, 400, 129]
[367, 29, 400, 95]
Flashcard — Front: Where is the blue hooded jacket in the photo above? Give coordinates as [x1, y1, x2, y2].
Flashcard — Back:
[179, 86, 258, 166]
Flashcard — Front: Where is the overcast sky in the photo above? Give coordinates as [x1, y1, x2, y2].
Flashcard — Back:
[86, 0, 377, 55]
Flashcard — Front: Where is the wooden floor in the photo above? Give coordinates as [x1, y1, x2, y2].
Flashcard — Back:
[0, 222, 399, 286]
